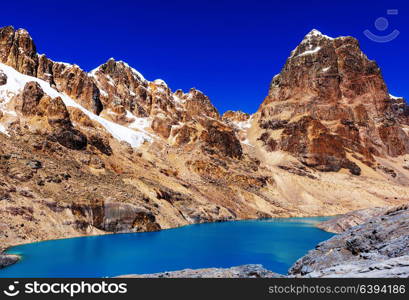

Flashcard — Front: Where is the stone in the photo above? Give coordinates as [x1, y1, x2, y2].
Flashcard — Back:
[256, 29, 409, 172]
[289, 205, 409, 277]
[0, 254, 19, 269]
[16, 81, 44, 116]
[0, 70, 7, 85]
[118, 264, 282, 278]
[26, 160, 42, 169]
[53, 128, 87, 150]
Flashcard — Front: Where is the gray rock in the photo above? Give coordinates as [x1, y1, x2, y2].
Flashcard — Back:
[290, 205, 409, 277]
[0, 70, 7, 85]
[317, 207, 388, 233]
[0, 254, 19, 269]
[118, 264, 283, 278]
[26, 160, 42, 169]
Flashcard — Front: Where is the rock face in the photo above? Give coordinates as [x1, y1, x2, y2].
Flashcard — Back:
[0, 26, 103, 115]
[16, 81, 44, 116]
[118, 264, 282, 278]
[72, 201, 161, 232]
[289, 205, 409, 278]
[255, 29, 409, 174]
[317, 207, 388, 233]
[0, 27, 37, 76]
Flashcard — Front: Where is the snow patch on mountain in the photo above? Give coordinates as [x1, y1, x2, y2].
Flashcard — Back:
[389, 94, 403, 100]
[0, 63, 153, 147]
[297, 46, 321, 57]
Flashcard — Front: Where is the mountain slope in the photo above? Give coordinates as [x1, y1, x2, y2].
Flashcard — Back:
[1, 26, 409, 255]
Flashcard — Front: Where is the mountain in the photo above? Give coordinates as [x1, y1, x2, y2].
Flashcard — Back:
[1, 26, 409, 257]
[253, 29, 409, 175]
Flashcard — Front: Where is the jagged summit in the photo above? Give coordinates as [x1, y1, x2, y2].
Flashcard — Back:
[303, 28, 334, 40]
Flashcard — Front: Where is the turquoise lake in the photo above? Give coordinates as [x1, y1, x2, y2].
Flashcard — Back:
[0, 217, 334, 278]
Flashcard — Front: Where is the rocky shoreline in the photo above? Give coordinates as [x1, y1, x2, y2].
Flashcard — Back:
[0, 254, 19, 269]
[289, 205, 409, 277]
[120, 205, 409, 278]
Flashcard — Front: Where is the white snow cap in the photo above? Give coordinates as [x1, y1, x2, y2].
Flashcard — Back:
[304, 29, 334, 40]
[297, 46, 321, 57]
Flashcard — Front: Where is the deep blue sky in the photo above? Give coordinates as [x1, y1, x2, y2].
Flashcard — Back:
[1, 0, 407, 114]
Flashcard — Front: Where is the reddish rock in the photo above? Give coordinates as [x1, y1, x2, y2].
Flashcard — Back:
[170, 124, 199, 146]
[379, 126, 409, 157]
[222, 110, 250, 123]
[15, 81, 44, 116]
[199, 119, 242, 159]
[90, 58, 148, 116]
[182, 88, 220, 120]
[53, 128, 87, 150]
[151, 116, 173, 139]
[52, 64, 103, 115]
[38, 96, 71, 128]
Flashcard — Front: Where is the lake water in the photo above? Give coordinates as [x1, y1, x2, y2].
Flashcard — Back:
[0, 217, 334, 278]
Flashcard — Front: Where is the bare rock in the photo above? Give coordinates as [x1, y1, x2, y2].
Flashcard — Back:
[71, 201, 161, 233]
[0, 26, 38, 76]
[199, 119, 243, 159]
[290, 205, 409, 277]
[222, 110, 250, 123]
[182, 88, 220, 120]
[317, 207, 388, 233]
[118, 264, 282, 278]
[53, 128, 87, 150]
[16, 81, 44, 116]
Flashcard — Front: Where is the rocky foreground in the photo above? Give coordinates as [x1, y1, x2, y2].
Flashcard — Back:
[316, 206, 389, 233]
[119, 265, 282, 278]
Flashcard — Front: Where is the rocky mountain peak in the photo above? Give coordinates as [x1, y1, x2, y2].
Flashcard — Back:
[256, 29, 409, 174]
[0, 26, 37, 76]
[270, 29, 386, 105]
